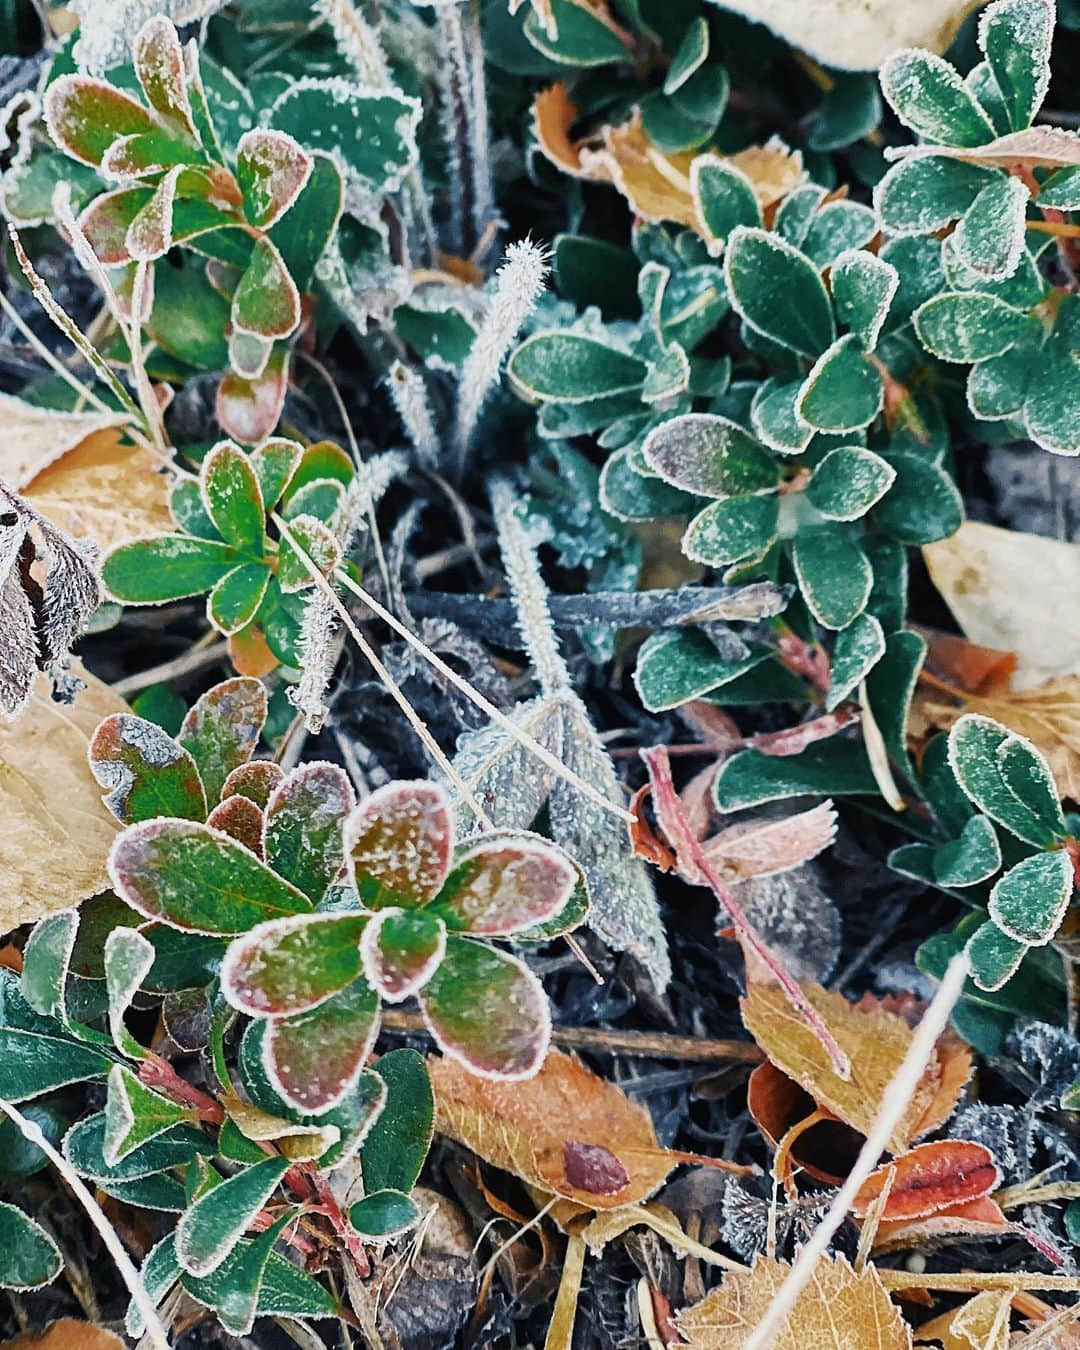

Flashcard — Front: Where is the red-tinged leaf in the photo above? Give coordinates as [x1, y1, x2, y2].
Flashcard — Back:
[217, 345, 289, 445]
[435, 836, 577, 936]
[79, 187, 151, 264]
[873, 1194, 1010, 1253]
[629, 783, 678, 872]
[126, 163, 183, 262]
[231, 236, 300, 339]
[360, 908, 446, 1002]
[200, 441, 266, 555]
[250, 438, 303, 510]
[563, 1141, 630, 1195]
[420, 936, 550, 1080]
[236, 128, 313, 229]
[345, 780, 453, 909]
[701, 801, 838, 880]
[749, 709, 859, 756]
[852, 1140, 999, 1222]
[206, 793, 265, 856]
[101, 128, 193, 179]
[90, 712, 207, 824]
[221, 759, 284, 808]
[178, 676, 267, 805]
[207, 562, 270, 636]
[133, 15, 197, 137]
[220, 912, 367, 1016]
[265, 977, 380, 1114]
[229, 330, 272, 380]
[263, 761, 353, 903]
[44, 76, 156, 167]
[108, 817, 312, 934]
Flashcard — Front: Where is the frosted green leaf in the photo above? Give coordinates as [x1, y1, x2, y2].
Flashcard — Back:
[966, 919, 1027, 991]
[725, 226, 835, 358]
[948, 713, 1065, 847]
[104, 926, 155, 1055]
[880, 49, 996, 147]
[796, 335, 884, 433]
[599, 449, 697, 522]
[826, 612, 885, 711]
[21, 910, 78, 1023]
[806, 446, 896, 521]
[715, 739, 877, 810]
[979, 0, 1053, 133]
[103, 1064, 192, 1165]
[873, 156, 998, 235]
[872, 453, 963, 545]
[801, 200, 877, 269]
[952, 176, 1029, 281]
[792, 526, 873, 630]
[691, 158, 761, 256]
[179, 677, 267, 804]
[263, 761, 353, 902]
[508, 332, 647, 403]
[682, 494, 779, 566]
[634, 629, 769, 711]
[750, 378, 812, 454]
[641, 412, 777, 498]
[933, 814, 1003, 887]
[831, 250, 898, 350]
[990, 848, 1073, 946]
[90, 713, 208, 824]
[0, 1203, 62, 1290]
[914, 292, 1034, 363]
[177, 1154, 291, 1277]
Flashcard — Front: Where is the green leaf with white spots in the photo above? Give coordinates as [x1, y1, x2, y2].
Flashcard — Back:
[952, 176, 1029, 281]
[914, 292, 1034, 363]
[598, 449, 697, 522]
[792, 526, 873, 630]
[751, 378, 812, 454]
[265, 976, 381, 1113]
[200, 441, 267, 554]
[725, 227, 835, 358]
[634, 630, 772, 711]
[979, 0, 1053, 132]
[873, 156, 998, 235]
[22, 910, 78, 1023]
[966, 918, 1027, 991]
[801, 200, 877, 270]
[102, 535, 241, 604]
[826, 613, 885, 711]
[831, 250, 898, 350]
[714, 737, 877, 809]
[90, 714, 208, 824]
[178, 677, 267, 804]
[682, 493, 779, 566]
[508, 332, 647, 403]
[263, 762, 353, 903]
[806, 447, 896, 521]
[880, 49, 996, 147]
[0, 1029, 111, 1101]
[207, 563, 270, 635]
[642, 413, 777, 498]
[104, 926, 155, 1055]
[221, 912, 367, 1017]
[933, 814, 1003, 887]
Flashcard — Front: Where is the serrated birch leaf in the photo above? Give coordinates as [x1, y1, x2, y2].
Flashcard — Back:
[89, 713, 207, 824]
[345, 780, 453, 908]
[176, 1154, 291, 1277]
[178, 677, 267, 804]
[0, 1203, 63, 1290]
[988, 847, 1073, 944]
[109, 818, 312, 934]
[420, 937, 549, 1080]
[262, 761, 353, 902]
[103, 1063, 193, 1165]
[677, 1254, 910, 1349]
[436, 837, 576, 935]
[265, 977, 380, 1114]
[221, 912, 367, 1016]
[236, 128, 312, 229]
[360, 909, 446, 1003]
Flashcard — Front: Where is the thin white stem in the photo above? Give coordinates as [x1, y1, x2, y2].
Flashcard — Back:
[743, 955, 969, 1350]
[463, 0, 494, 241]
[0, 287, 116, 419]
[129, 261, 167, 456]
[0, 1095, 172, 1350]
[330, 562, 634, 823]
[271, 513, 494, 828]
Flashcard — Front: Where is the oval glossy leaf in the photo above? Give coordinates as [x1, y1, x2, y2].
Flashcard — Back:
[237, 128, 313, 229]
[683, 494, 779, 566]
[980, 0, 1053, 133]
[948, 714, 1064, 846]
[360, 1048, 434, 1194]
[221, 912, 367, 1016]
[90, 713, 207, 824]
[436, 837, 577, 936]
[102, 535, 240, 603]
[44, 76, 157, 167]
[989, 848, 1074, 946]
[109, 819, 313, 935]
[265, 977, 380, 1114]
[880, 49, 996, 147]
[508, 332, 647, 403]
[0, 1203, 62, 1290]
[793, 526, 873, 630]
[348, 1188, 420, 1239]
[200, 441, 266, 554]
[806, 447, 896, 521]
[725, 226, 835, 359]
[345, 780, 453, 909]
[642, 413, 778, 499]
[914, 292, 1033, 363]
[231, 236, 301, 340]
[207, 563, 270, 635]
[178, 677, 267, 805]
[796, 335, 884, 433]
[420, 937, 550, 1080]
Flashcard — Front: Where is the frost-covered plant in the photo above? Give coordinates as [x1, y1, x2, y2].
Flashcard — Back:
[101, 437, 352, 671]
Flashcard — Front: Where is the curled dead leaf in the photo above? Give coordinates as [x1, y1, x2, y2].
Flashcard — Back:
[429, 1047, 675, 1209]
[852, 1140, 999, 1222]
[677, 1254, 912, 1349]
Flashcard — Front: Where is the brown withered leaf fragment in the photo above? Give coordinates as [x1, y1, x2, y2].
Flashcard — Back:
[702, 802, 838, 881]
[741, 982, 967, 1154]
[1, 1321, 126, 1349]
[895, 126, 1080, 171]
[852, 1141, 999, 1222]
[914, 1290, 1012, 1350]
[23, 426, 173, 553]
[872, 1194, 1010, 1255]
[0, 393, 130, 489]
[430, 1048, 674, 1209]
[677, 1255, 912, 1349]
[0, 664, 124, 930]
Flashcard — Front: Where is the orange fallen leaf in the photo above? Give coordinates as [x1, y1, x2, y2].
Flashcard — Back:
[914, 1289, 1012, 1350]
[1, 1321, 125, 1349]
[22, 427, 173, 553]
[852, 1141, 999, 1222]
[677, 1254, 912, 1349]
[872, 1194, 1010, 1255]
[429, 1047, 675, 1209]
[741, 982, 972, 1155]
[0, 392, 130, 489]
[228, 624, 278, 678]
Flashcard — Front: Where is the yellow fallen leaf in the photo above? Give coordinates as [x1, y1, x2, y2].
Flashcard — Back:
[429, 1047, 675, 1208]
[677, 1255, 912, 1348]
[915, 1290, 1012, 1349]
[924, 522, 1080, 690]
[22, 427, 174, 554]
[0, 392, 130, 489]
[708, 0, 984, 71]
[740, 982, 970, 1154]
[0, 664, 125, 932]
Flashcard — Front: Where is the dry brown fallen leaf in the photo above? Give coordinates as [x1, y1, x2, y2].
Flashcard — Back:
[429, 1047, 675, 1209]
[709, 0, 983, 70]
[1, 1321, 125, 1350]
[741, 982, 971, 1155]
[677, 1254, 913, 1349]
[532, 88, 803, 239]
[915, 1290, 1013, 1350]
[893, 126, 1080, 171]
[0, 663, 125, 931]
[0, 392, 130, 489]
[923, 522, 1080, 689]
[22, 426, 174, 554]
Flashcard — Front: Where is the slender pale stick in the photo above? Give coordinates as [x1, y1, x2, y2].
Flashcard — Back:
[0, 287, 118, 419]
[744, 956, 969, 1350]
[0, 1096, 172, 1349]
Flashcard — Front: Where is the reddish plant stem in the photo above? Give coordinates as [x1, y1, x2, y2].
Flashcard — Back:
[777, 628, 830, 694]
[302, 1166, 370, 1277]
[640, 746, 851, 1079]
[138, 1057, 224, 1126]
